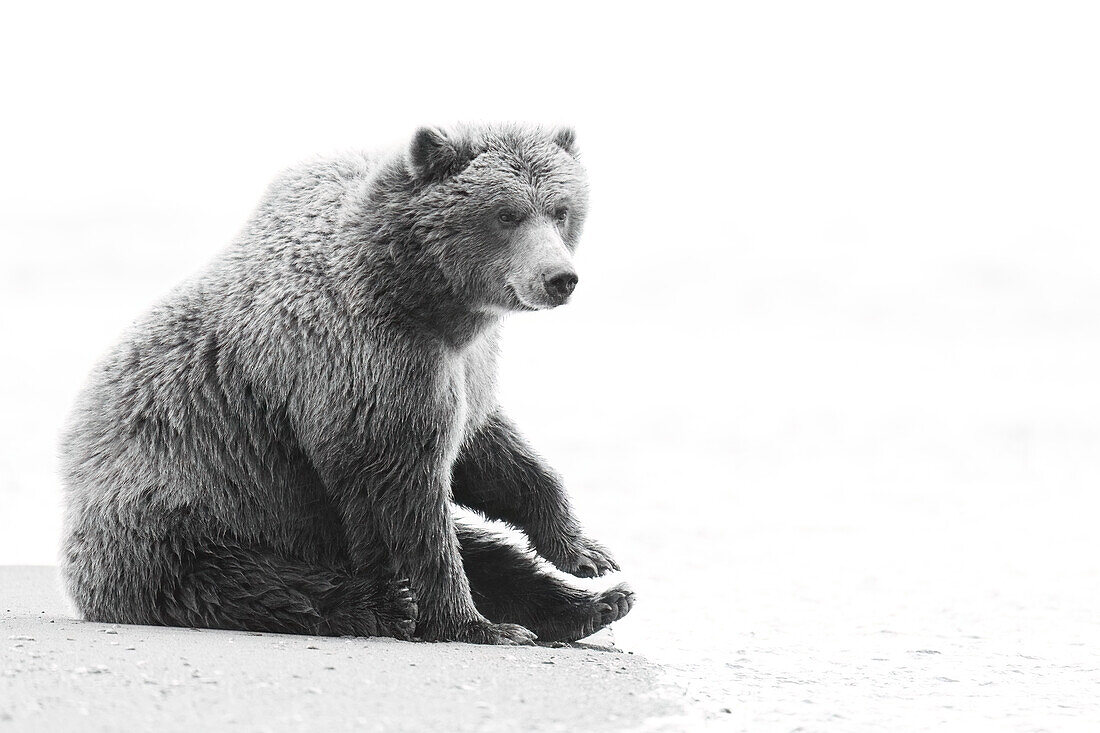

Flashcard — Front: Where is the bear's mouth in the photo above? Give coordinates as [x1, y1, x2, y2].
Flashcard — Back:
[505, 283, 541, 312]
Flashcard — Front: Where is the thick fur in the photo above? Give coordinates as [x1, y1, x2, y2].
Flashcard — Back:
[59, 124, 631, 645]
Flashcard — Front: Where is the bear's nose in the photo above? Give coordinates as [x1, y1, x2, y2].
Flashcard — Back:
[543, 270, 579, 302]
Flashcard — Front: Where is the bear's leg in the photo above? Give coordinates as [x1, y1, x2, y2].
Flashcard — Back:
[452, 411, 620, 578]
[456, 521, 634, 643]
[165, 543, 418, 638]
[67, 533, 417, 638]
[297, 369, 536, 645]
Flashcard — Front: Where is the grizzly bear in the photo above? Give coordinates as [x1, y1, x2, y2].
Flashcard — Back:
[58, 124, 633, 645]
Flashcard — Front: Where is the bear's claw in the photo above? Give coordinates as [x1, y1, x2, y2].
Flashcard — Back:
[591, 583, 634, 634]
[547, 537, 620, 578]
[378, 577, 418, 640]
[538, 582, 636, 643]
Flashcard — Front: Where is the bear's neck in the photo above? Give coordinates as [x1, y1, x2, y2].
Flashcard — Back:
[366, 248, 501, 350]
[348, 165, 504, 349]
[411, 297, 500, 350]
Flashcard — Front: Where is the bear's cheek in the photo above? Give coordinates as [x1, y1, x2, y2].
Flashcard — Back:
[438, 232, 514, 300]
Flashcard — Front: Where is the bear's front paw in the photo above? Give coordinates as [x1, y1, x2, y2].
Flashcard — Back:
[547, 537, 620, 578]
[455, 620, 538, 646]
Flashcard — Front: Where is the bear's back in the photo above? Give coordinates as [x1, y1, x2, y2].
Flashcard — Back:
[57, 153, 381, 533]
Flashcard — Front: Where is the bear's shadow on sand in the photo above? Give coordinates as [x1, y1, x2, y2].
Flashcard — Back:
[538, 640, 621, 653]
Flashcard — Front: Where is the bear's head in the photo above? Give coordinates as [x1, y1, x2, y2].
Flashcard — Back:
[405, 124, 589, 313]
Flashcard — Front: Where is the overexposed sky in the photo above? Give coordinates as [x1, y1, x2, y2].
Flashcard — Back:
[4, 1, 1098, 253]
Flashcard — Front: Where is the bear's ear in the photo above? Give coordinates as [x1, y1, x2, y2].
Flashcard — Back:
[408, 126, 471, 182]
[552, 126, 578, 156]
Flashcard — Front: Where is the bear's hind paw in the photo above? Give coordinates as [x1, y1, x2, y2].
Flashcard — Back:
[553, 582, 636, 643]
[597, 583, 634, 626]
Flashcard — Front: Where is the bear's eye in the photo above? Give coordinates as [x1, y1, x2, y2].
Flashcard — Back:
[497, 209, 524, 226]
[553, 208, 569, 223]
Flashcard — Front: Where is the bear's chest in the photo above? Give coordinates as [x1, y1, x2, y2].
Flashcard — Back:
[438, 332, 498, 458]
[438, 356, 469, 462]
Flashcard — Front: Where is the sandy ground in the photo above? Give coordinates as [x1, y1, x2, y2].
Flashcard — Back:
[0, 566, 690, 732]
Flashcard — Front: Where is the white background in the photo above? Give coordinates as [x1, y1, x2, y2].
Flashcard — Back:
[2, 2, 1099, 729]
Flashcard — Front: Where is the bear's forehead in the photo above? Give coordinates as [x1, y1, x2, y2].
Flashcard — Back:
[479, 141, 561, 173]
[463, 145, 584, 199]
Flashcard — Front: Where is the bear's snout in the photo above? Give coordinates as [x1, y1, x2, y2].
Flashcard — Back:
[543, 270, 578, 304]
[507, 221, 579, 310]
